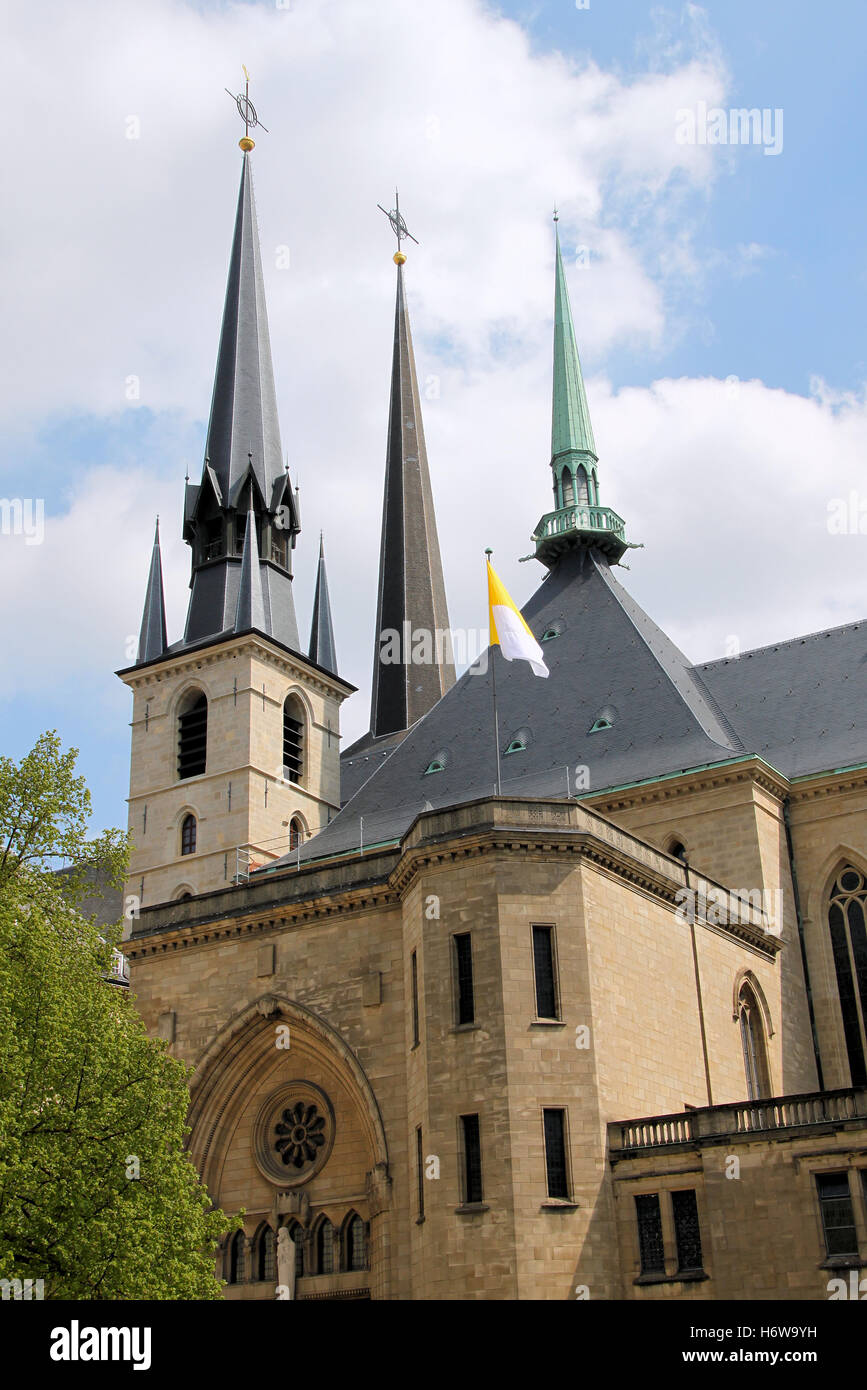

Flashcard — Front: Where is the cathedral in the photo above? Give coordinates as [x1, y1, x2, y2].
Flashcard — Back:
[118, 130, 867, 1301]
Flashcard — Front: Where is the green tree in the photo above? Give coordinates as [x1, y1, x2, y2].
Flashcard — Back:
[0, 732, 238, 1299]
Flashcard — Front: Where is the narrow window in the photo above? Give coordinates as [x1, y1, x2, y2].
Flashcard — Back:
[289, 1223, 304, 1279]
[561, 470, 575, 506]
[738, 983, 770, 1100]
[827, 869, 867, 1086]
[460, 1114, 483, 1205]
[532, 925, 558, 1019]
[411, 949, 420, 1047]
[316, 1219, 334, 1274]
[227, 1230, 246, 1284]
[203, 516, 223, 562]
[181, 813, 196, 856]
[635, 1193, 665, 1275]
[256, 1225, 276, 1282]
[575, 464, 589, 505]
[671, 1189, 703, 1272]
[816, 1172, 858, 1257]
[345, 1214, 366, 1272]
[543, 1108, 569, 1199]
[289, 817, 304, 852]
[177, 692, 207, 780]
[416, 1126, 425, 1221]
[454, 933, 475, 1025]
[270, 530, 288, 568]
[283, 697, 304, 784]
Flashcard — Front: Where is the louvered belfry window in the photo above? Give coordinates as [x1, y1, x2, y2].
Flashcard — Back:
[178, 694, 207, 780]
[283, 699, 304, 783]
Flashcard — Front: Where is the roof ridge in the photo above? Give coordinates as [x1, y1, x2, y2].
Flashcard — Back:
[694, 616, 865, 670]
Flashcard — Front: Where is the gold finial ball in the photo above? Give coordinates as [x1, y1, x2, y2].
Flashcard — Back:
[393, 251, 407, 265]
[239, 136, 255, 152]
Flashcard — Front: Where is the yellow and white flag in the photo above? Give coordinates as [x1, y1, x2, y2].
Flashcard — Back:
[487, 557, 549, 679]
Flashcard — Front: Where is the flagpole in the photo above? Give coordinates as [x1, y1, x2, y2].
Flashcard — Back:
[486, 549, 502, 797]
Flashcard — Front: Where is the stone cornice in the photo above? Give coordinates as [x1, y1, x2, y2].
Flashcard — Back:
[582, 756, 790, 815]
[124, 796, 779, 963]
[117, 630, 354, 703]
[788, 766, 867, 806]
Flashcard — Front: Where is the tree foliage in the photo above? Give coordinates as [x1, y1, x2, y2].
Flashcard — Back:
[0, 732, 238, 1299]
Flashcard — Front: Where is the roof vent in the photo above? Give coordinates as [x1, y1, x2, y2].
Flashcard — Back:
[588, 704, 616, 734]
[504, 726, 532, 755]
[424, 749, 449, 775]
[541, 617, 565, 642]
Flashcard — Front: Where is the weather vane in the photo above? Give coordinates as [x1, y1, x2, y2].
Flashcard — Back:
[225, 66, 269, 152]
[377, 189, 419, 265]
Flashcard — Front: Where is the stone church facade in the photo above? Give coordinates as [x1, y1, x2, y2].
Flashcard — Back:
[119, 137, 867, 1300]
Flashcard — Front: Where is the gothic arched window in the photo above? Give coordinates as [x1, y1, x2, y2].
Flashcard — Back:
[315, 1218, 335, 1275]
[178, 691, 207, 780]
[227, 1230, 246, 1285]
[561, 469, 575, 507]
[828, 867, 867, 1086]
[575, 465, 589, 506]
[343, 1213, 367, 1272]
[289, 818, 304, 852]
[181, 813, 196, 856]
[255, 1224, 276, 1282]
[738, 982, 771, 1100]
[283, 697, 304, 784]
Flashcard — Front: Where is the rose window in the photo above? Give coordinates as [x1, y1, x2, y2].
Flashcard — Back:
[275, 1101, 327, 1169]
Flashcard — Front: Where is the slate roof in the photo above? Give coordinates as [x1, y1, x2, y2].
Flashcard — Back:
[137, 519, 168, 664]
[266, 546, 749, 868]
[308, 535, 338, 675]
[202, 152, 285, 507]
[369, 261, 455, 737]
[695, 619, 867, 780]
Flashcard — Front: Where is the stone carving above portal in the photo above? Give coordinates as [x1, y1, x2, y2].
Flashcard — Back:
[253, 1081, 335, 1187]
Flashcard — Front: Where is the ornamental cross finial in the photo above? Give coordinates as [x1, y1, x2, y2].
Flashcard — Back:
[377, 188, 419, 264]
[225, 65, 269, 151]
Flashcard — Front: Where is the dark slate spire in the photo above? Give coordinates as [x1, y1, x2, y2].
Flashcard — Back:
[137, 518, 168, 664]
[182, 152, 301, 650]
[204, 152, 284, 507]
[369, 256, 455, 738]
[533, 214, 630, 568]
[309, 533, 337, 674]
[235, 499, 266, 632]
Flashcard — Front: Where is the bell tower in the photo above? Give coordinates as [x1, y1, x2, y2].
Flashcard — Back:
[118, 115, 354, 909]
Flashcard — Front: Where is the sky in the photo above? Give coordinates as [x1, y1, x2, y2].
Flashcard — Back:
[2, 0, 866, 835]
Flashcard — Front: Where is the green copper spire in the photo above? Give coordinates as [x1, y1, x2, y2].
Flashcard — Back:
[552, 218, 597, 470]
[532, 213, 631, 568]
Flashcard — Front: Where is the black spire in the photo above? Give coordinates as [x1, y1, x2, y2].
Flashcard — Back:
[137, 518, 168, 664]
[369, 257, 455, 737]
[309, 534, 337, 674]
[182, 152, 300, 650]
